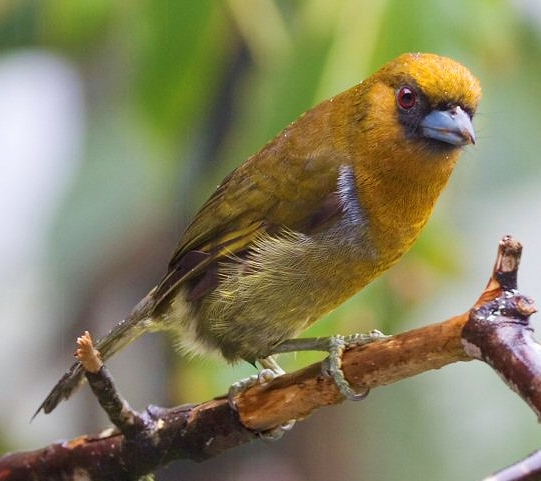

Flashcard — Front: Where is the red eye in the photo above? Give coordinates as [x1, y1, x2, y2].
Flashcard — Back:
[397, 86, 416, 110]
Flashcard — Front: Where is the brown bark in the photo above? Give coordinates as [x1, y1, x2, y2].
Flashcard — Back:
[0, 235, 539, 481]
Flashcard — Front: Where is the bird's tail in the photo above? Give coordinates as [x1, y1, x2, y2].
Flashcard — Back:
[34, 291, 156, 418]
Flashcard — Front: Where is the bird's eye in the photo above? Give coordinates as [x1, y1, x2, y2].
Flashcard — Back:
[396, 86, 417, 110]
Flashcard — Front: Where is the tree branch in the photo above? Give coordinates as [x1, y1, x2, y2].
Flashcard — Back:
[0, 235, 539, 481]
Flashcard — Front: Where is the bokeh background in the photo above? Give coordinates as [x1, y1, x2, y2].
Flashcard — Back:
[1, 1, 541, 480]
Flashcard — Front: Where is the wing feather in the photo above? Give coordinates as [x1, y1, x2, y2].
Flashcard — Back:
[153, 129, 351, 306]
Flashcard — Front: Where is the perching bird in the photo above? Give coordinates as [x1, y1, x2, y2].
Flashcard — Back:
[37, 52, 481, 415]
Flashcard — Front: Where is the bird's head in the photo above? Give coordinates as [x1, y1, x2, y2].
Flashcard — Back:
[363, 52, 482, 152]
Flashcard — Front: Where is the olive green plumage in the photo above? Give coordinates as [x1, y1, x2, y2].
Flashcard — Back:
[37, 52, 481, 415]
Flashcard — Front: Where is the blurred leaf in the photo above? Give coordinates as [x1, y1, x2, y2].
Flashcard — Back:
[135, 1, 231, 144]
[42, 0, 113, 50]
[0, 0, 43, 47]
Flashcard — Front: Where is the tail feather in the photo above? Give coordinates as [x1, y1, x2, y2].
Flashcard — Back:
[34, 292, 155, 418]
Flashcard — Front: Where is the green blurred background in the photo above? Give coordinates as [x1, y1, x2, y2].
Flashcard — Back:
[1, 1, 541, 480]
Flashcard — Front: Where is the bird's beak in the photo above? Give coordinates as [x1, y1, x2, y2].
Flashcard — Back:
[420, 106, 475, 146]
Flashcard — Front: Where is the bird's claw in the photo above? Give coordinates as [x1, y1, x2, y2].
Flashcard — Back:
[228, 364, 296, 439]
[227, 368, 279, 410]
[257, 418, 296, 440]
[323, 331, 390, 401]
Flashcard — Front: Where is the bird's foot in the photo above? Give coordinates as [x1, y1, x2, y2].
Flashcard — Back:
[228, 357, 295, 439]
[227, 368, 276, 410]
[322, 330, 389, 401]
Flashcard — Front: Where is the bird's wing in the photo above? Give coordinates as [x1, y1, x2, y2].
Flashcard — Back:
[153, 146, 348, 305]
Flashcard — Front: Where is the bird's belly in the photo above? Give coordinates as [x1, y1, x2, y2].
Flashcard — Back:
[193, 226, 380, 363]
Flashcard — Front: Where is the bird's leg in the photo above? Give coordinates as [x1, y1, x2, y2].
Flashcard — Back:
[228, 355, 295, 439]
[322, 333, 380, 400]
[257, 357, 297, 436]
[271, 330, 390, 400]
[227, 355, 284, 409]
[228, 331, 388, 438]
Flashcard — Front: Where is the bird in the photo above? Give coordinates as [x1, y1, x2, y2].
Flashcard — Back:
[36, 52, 481, 416]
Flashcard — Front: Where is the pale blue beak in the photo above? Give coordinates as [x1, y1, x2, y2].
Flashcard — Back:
[420, 106, 475, 146]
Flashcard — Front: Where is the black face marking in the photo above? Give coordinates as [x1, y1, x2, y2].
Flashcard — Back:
[395, 84, 471, 152]
[395, 85, 432, 140]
